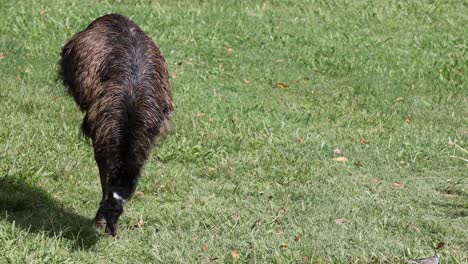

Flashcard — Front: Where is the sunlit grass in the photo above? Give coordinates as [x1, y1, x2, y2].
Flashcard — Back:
[0, 0, 466, 262]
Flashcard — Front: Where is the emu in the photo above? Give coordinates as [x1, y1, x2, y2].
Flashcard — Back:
[59, 14, 173, 236]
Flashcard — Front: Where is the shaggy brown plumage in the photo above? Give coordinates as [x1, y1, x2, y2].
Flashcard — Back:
[59, 14, 173, 236]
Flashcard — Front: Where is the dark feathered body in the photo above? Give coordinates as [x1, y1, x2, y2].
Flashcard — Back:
[59, 14, 173, 236]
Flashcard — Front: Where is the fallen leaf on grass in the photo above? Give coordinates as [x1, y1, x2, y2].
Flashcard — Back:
[39, 10, 47, 15]
[302, 256, 310, 263]
[394, 97, 404, 102]
[230, 249, 240, 260]
[231, 214, 240, 222]
[208, 167, 217, 173]
[405, 116, 411, 124]
[334, 157, 348, 162]
[355, 161, 365, 167]
[133, 216, 144, 228]
[296, 137, 305, 144]
[243, 79, 252, 84]
[0, 53, 6, 59]
[391, 182, 406, 189]
[196, 112, 206, 117]
[436, 242, 445, 249]
[138, 216, 144, 227]
[133, 191, 144, 198]
[335, 218, 347, 224]
[359, 138, 369, 144]
[201, 244, 209, 252]
[223, 45, 234, 54]
[372, 178, 380, 183]
[276, 82, 289, 89]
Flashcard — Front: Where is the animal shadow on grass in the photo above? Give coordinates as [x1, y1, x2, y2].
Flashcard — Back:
[0, 177, 99, 250]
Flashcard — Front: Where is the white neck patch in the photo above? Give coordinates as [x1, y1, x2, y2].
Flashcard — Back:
[113, 192, 126, 203]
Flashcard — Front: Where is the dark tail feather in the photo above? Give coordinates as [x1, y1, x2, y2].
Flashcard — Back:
[107, 98, 147, 199]
[80, 113, 92, 139]
[100, 96, 160, 235]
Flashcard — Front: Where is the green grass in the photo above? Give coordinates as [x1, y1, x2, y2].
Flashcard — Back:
[0, 0, 467, 263]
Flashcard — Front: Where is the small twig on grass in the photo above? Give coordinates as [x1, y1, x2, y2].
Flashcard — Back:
[447, 141, 468, 162]
[446, 156, 468, 162]
[448, 141, 468, 154]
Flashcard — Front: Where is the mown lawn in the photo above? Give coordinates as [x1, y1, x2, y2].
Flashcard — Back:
[0, 0, 467, 263]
